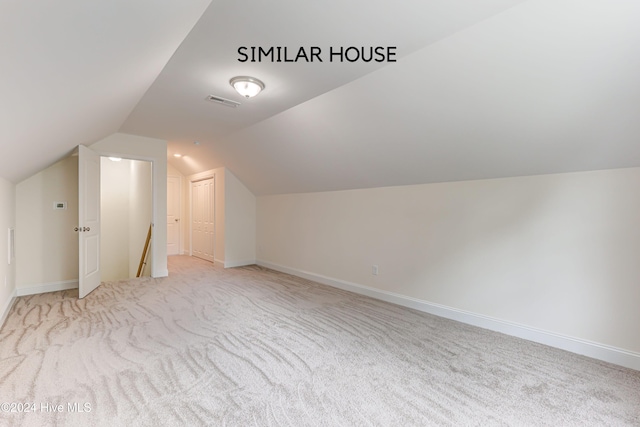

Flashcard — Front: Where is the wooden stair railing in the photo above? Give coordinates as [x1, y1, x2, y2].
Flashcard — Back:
[137, 224, 152, 278]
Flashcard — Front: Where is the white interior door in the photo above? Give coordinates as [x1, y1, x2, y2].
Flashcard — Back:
[167, 175, 181, 255]
[78, 145, 101, 298]
[191, 178, 214, 263]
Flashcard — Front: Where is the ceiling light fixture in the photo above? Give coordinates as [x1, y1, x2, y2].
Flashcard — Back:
[174, 153, 182, 158]
[108, 157, 122, 162]
[230, 76, 265, 98]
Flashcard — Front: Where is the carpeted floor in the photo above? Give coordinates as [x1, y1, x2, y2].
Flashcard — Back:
[0, 255, 639, 426]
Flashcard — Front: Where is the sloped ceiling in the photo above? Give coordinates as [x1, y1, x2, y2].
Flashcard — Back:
[3, 1, 640, 196]
[0, 0, 212, 183]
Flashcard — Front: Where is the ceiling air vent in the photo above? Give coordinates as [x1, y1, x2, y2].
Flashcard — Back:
[206, 95, 241, 108]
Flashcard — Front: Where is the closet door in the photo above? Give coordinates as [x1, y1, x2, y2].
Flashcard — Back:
[191, 177, 214, 263]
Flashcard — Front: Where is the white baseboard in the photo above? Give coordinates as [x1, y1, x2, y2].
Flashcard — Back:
[153, 269, 169, 278]
[0, 289, 17, 329]
[257, 260, 640, 372]
[17, 280, 78, 296]
[224, 259, 256, 269]
[214, 258, 225, 266]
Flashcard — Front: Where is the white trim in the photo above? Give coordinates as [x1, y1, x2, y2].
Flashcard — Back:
[178, 175, 183, 255]
[257, 260, 640, 371]
[0, 289, 17, 329]
[93, 151, 156, 164]
[189, 175, 216, 263]
[224, 259, 256, 268]
[214, 258, 225, 266]
[17, 280, 78, 296]
[153, 269, 169, 278]
[94, 151, 158, 278]
[188, 170, 216, 182]
[167, 174, 183, 257]
[150, 160, 159, 278]
[212, 174, 216, 264]
[7, 227, 14, 264]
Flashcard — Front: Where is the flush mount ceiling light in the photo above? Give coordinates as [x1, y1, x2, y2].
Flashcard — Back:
[174, 153, 182, 158]
[230, 76, 265, 98]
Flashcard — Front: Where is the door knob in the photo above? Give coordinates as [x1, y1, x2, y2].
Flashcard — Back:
[175, 218, 180, 222]
[83, 227, 90, 232]
[74, 227, 79, 232]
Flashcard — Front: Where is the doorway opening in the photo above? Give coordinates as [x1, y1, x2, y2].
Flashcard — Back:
[100, 157, 153, 281]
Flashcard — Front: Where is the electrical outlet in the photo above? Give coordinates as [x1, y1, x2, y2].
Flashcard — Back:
[372, 265, 379, 276]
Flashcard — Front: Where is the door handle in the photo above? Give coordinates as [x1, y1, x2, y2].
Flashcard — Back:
[83, 227, 90, 232]
[175, 218, 180, 222]
[74, 227, 79, 232]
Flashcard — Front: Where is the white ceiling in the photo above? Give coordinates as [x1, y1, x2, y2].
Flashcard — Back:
[120, 0, 524, 143]
[3, 1, 640, 196]
[0, 0, 211, 183]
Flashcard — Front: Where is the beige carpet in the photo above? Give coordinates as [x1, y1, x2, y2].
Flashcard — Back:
[0, 256, 639, 426]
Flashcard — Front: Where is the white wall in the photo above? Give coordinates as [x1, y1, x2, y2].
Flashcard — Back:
[224, 170, 256, 267]
[129, 160, 153, 277]
[14, 141, 157, 294]
[100, 158, 131, 281]
[15, 157, 78, 293]
[257, 168, 640, 364]
[100, 158, 152, 281]
[183, 167, 256, 268]
[91, 133, 168, 277]
[0, 177, 16, 326]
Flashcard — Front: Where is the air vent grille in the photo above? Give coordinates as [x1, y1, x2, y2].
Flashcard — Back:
[206, 95, 241, 108]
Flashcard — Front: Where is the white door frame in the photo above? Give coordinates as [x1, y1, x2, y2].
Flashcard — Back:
[94, 150, 157, 276]
[167, 174, 182, 255]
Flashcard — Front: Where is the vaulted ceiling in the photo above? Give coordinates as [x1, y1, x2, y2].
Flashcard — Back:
[3, 1, 640, 195]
